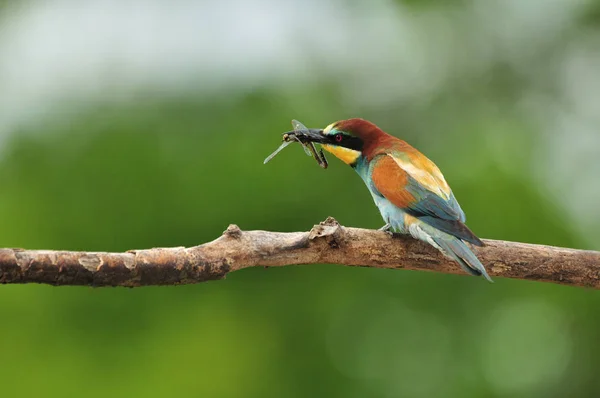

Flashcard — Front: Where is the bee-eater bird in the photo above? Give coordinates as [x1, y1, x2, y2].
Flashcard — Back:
[295, 118, 492, 282]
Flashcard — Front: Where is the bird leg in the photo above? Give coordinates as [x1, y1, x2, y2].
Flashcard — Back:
[378, 223, 391, 231]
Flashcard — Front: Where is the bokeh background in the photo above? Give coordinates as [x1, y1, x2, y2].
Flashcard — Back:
[1, 0, 600, 396]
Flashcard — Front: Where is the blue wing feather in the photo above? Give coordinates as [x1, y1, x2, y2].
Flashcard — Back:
[403, 174, 482, 245]
[404, 175, 466, 222]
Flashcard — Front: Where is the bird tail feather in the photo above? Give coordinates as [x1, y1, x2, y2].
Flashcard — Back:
[432, 236, 493, 283]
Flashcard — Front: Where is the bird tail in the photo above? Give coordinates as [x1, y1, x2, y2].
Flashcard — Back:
[431, 236, 493, 283]
[405, 216, 493, 282]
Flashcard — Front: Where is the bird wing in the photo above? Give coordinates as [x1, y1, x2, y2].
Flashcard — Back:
[370, 153, 483, 246]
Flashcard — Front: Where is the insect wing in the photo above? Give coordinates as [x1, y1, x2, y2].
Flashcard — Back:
[291, 119, 312, 156]
[291, 119, 308, 133]
[263, 140, 294, 164]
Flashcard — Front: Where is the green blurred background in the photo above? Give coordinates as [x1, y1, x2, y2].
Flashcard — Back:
[1, 0, 600, 396]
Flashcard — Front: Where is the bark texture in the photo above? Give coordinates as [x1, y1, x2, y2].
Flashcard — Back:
[1, 217, 599, 288]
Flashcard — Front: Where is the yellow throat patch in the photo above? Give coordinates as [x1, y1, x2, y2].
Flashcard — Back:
[321, 144, 361, 165]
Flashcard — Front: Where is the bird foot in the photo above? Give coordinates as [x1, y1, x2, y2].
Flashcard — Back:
[378, 223, 394, 237]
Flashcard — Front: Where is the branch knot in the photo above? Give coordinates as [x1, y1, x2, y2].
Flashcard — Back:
[224, 224, 243, 239]
[309, 217, 345, 248]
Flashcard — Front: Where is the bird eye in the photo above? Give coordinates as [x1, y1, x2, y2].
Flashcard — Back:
[335, 134, 343, 143]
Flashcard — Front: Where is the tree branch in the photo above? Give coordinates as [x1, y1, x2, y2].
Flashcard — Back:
[1, 217, 599, 288]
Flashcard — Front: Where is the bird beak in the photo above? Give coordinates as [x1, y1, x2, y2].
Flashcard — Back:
[284, 128, 327, 144]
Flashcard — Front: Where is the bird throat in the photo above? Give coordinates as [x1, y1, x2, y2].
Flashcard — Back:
[321, 144, 361, 166]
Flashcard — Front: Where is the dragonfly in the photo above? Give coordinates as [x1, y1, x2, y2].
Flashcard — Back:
[263, 119, 328, 168]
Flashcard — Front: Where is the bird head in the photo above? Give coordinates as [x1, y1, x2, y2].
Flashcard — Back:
[295, 118, 387, 166]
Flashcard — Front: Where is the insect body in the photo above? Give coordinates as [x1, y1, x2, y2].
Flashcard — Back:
[264, 120, 328, 168]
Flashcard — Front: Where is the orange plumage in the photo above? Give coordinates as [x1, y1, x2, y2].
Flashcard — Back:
[370, 155, 415, 209]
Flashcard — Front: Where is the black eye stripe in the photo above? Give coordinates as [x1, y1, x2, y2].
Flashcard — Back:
[329, 132, 363, 151]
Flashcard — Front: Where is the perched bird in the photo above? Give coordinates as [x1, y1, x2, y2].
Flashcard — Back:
[296, 118, 492, 282]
